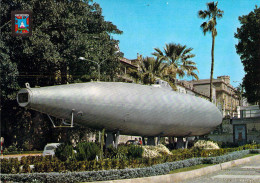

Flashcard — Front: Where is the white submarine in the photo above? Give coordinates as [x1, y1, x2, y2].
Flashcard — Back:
[17, 82, 222, 146]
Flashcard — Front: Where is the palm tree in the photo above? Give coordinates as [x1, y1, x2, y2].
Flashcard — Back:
[139, 56, 168, 85]
[198, 2, 223, 102]
[128, 56, 167, 85]
[152, 43, 199, 84]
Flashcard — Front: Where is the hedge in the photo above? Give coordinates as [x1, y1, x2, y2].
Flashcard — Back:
[1, 149, 259, 183]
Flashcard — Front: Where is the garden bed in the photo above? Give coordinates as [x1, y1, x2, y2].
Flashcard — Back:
[1, 147, 260, 183]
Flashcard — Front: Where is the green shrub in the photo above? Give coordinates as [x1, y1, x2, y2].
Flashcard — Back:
[34, 156, 43, 163]
[105, 159, 112, 170]
[96, 160, 105, 170]
[105, 144, 128, 159]
[127, 145, 143, 158]
[34, 162, 44, 173]
[0, 159, 12, 174]
[129, 159, 140, 168]
[76, 142, 100, 161]
[22, 163, 31, 173]
[89, 160, 97, 171]
[6, 143, 19, 152]
[20, 156, 27, 165]
[112, 159, 120, 169]
[10, 158, 20, 174]
[78, 161, 86, 171]
[65, 160, 78, 172]
[119, 159, 128, 169]
[55, 144, 76, 161]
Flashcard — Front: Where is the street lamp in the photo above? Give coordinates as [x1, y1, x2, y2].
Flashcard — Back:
[231, 81, 240, 117]
[79, 57, 107, 81]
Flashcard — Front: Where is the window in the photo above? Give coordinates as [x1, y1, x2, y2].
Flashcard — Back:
[45, 146, 55, 150]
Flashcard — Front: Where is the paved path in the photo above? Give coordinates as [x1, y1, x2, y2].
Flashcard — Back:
[181, 157, 260, 183]
[1, 154, 42, 160]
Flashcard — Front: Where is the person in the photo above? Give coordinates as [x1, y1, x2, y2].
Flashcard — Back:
[138, 138, 142, 145]
[133, 138, 138, 145]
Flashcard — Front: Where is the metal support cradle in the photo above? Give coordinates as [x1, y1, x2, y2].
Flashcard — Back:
[47, 109, 74, 128]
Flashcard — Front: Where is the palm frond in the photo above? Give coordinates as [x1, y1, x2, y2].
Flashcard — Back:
[183, 60, 197, 66]
[177, 68, 185, 78]
[182, 47, 193, 54]
[198, 10, 209, 19]
[207, 2, 216, 13]
[190, 72, 199, 80]
[152, 47, 164, 56]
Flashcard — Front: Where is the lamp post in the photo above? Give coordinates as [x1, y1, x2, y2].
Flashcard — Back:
[231, 81, 239, 118]
[79, 57, 107, 81]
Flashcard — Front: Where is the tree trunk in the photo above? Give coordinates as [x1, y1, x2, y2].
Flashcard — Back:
[210, 32, 215, 102]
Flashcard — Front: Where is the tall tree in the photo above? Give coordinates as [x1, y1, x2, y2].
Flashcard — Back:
[235, 6, 260, 105]
[198, 1, 223, 102]
[139, 56, 167, 85]
[0, 0, 122, 148]
[152, 43, 199, 84]
[0, 35, 19, 102]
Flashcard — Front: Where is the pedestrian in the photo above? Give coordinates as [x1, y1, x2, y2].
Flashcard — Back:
[138, 138, 142, 145]
[134, 138, 138, 145]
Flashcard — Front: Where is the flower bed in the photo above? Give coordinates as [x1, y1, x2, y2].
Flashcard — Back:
[1, 149, 259, 183]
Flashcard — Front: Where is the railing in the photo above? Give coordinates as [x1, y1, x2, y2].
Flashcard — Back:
[233, 110, 260, 119]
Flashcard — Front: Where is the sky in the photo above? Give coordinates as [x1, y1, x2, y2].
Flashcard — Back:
[94, 0, 259, 87]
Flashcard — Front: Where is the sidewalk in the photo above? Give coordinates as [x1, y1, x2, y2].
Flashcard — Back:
[1, 153, 42, 160]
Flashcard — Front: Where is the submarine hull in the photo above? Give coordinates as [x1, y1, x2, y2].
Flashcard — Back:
[17, 82, 222, 137]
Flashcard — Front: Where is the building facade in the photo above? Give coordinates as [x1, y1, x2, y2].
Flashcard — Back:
[176, 80, 213, 101]
[187, 76, 240, 117]
[118, 57, 139, 83]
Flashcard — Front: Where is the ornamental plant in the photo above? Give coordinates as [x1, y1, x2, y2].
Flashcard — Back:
[55, 144, 76, 161]
[194, 140, 220, 149]
[76, 142, 100, 161]
[142, 144, 172, 158]
[127, 145, 143, 158]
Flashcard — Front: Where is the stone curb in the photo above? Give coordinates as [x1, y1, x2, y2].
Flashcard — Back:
[90, 154, 260, 183]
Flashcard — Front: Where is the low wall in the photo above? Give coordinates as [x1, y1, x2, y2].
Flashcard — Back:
[208, 134, 233, 143]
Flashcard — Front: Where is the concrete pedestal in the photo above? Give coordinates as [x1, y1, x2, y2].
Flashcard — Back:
[176, 137, 184, 149]
[106, 132, 114, 148]
[147, 136, 156, 146]
[114, 131, 120, 148]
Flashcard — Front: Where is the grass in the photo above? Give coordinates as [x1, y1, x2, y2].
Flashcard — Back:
[168, 153, 259, 174]
[242, 153, 259, 158]
[169, 164, 212, 174]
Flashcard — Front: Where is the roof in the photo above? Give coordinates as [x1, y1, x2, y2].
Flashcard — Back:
[191, 78, 237, 90]
[176, 82, 210, 99]
[119, 58, 138, 68]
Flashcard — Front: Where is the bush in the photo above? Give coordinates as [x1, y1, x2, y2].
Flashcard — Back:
[5, 143, 19, 152]
[194, 140, 220, 149]
[55, 144, 76, 161]
[142, 144, 172, 158]
[105, 144, 128, 159]
[127, 145, 143, 158]
[76, 142, 100, 161]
